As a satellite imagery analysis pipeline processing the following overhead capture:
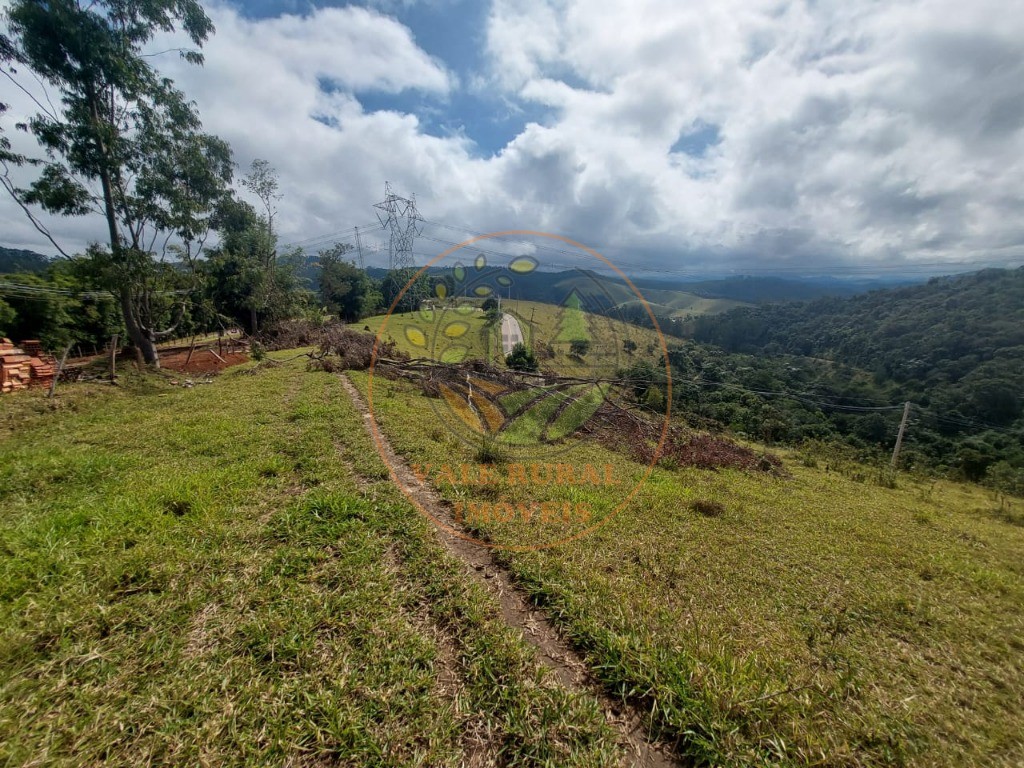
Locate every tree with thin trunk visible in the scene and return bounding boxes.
[0,0,232,366]
[238,160,282,335]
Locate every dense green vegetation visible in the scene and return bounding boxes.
[506,341,539,371]
[0,247,49,275]
[0,261,121,351]
[617,269,1023,492]
[690,269,1023,401]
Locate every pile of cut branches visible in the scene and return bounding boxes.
[309,326,408,372]
[261,319,329,350]
[583,401,786,475]
[346,354,788,475]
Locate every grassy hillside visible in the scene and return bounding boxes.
[0,360,623,766]
[360,299,669,378]
[505,300,666,377]
[360,305,496,363]
[409,266,750,323]
[356,371,1024,767]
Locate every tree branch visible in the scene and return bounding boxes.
[0,162,75,259]
[0,67,61,122]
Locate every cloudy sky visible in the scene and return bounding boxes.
[3,0,1024,277]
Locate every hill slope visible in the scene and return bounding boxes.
[0,247,50,274]
[370,265,750,326]
[691,268,1024,429]
[0,359,622,765]
[361,299,668,378]
[356,367,1024,767]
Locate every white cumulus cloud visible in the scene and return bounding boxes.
[2,0,1023,275]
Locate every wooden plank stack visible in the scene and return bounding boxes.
[1,338,57,393]
[1,338,30,393]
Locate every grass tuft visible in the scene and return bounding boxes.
[691,499,726,517]
[474,433,507,465]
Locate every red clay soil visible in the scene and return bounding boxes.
[159,348,248,374]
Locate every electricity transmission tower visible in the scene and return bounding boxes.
[374,182,423,271]
[354,226,365,270]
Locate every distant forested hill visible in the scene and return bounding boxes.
[669,275,915,303]
[691,268,1024,429]
[366,265,749,330]
[0,247,51,274]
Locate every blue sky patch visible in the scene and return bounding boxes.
[670,121,721,157]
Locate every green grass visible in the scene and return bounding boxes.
[618,289,748,318]
[360,305,498,363]
[506,300,666,378]
[500,386,583,445]
[357,372,1024,767]
[360,299,670,377]
[0,358,623,766]
[547,384,608,441]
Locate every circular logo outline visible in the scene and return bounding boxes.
[367,230,673,551]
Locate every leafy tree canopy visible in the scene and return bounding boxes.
[506,342,538,372]
[2,0,231,365]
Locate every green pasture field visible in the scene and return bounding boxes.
[0,358,622,767]
[356,371,1024,767]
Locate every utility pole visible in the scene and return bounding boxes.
[891,401,912,468]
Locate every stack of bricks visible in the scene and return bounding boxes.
[0,339,57,393]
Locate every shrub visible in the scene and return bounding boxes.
[474,434,506,465]
[569,339,590,357]
[505,342,539,372]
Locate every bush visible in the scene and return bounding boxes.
[987,461,1024,497]
[474,433,506,464]
[505,342,539,372]
[535,341,556,360]
[569,339,590,357]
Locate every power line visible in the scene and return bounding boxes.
[0,281,189,300]
[277,221,381,251]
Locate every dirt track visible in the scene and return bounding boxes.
[339,373,679,768]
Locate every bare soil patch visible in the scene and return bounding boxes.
[160,348,248,374]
